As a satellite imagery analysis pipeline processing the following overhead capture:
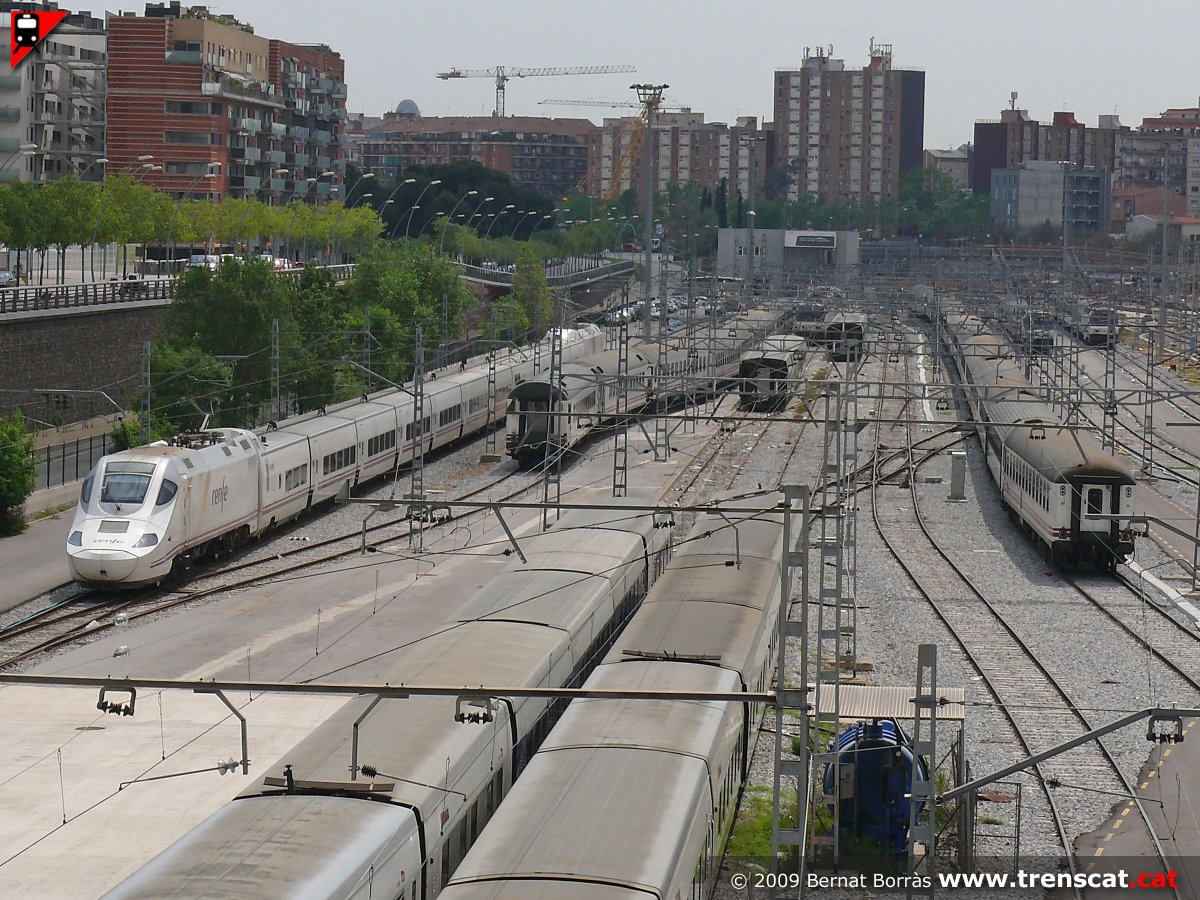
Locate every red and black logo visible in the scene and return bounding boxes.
[11,10,69,69]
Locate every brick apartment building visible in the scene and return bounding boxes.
[107,1,346,202]
[358,111,593,200]
[971,107,1122,196]
[588,110,767,206]
[770,41,925,204]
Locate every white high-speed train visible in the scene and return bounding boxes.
[104,502,672,899]
[68,328,605,587]
[505,307,789,468]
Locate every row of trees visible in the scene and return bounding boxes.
[0,174,387,284]
[136,239,557,438]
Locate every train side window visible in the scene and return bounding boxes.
[80,475,93,508]
[156,480,178,506]
[440,839,450,886]
[1087,488,1103,516]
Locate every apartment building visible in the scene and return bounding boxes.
[358,113,593,199]
[0,1,105,183]
[770,41,925,204]
[971,107,1123,195]
[990,160,1111,232]
[107,1,346,201]
[588,110,767,204]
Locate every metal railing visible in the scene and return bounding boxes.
[0,258,631,318]
[33,432,109,492]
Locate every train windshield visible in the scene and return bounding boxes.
[100,461,157,505]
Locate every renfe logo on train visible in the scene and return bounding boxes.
[10,9,69,69]
[211,479,229,510]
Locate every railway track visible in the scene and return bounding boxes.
[871,344,1177,895]
[1063,573,1200,696]
[0,466,537,669]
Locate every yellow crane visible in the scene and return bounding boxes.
[436,65,636,118]
[538,99,685,200]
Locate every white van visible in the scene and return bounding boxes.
[188,254,220,270]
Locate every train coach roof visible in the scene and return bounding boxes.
[105,795,414,900]
[543,662,739,759]
[441,883,650,899]
[454,569,623,629]
[1003,425,1136,483]
[446,747,709,897]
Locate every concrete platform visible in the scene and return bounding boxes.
[0,407,724,897]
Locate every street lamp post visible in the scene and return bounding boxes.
[88,155,154,281]
[237,167,289,257]
[168,161,222,272]
[397,178,441,240]
[510,209,537,239]
[439,190,478,254]
[485,203,516,240]
[378,176,415,237]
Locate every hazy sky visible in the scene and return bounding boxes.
[195,0,1200,149]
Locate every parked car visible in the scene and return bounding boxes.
[0,269,18,288]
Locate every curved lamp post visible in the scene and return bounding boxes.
[236,167,289,256]
[485,203,516,239]
[88,156,157,281]
[438,189,478,254]
[399,178,441,240]
[167,161,221,270]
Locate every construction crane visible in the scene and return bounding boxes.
[436,65,636,118]
[538,100,687,200]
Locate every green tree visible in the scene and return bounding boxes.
[0,410,35,535]
[512,244,552,332]
[715,178,728,229]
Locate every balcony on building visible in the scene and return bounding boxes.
[270,121,286,138]
[266,149,286,165]
[0,75,21,92]
[165,49,203,65]
[229,175,262,192]
[231,146,262,163]
[291,125,311,141]
[291,152,310,167]
[311,130,331,147]
[238,117,263,134]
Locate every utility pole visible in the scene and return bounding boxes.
[634,83,668,342]
[410,327,426,551]
[745,133,763,298]
[270,318,280,420]
[1160,138,1170,351]
[142,340,152,442]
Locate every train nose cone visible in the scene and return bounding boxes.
[68,549,139,583]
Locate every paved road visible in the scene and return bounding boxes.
[0,511,73,612]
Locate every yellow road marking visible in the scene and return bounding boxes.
[1113,819,1123,829]
[1164,748,1173,757]
[1122,808,1132,817]
[1096,848,1105,857]
[1105,833,1113,842]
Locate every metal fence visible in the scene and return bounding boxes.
[34,433,109,492]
